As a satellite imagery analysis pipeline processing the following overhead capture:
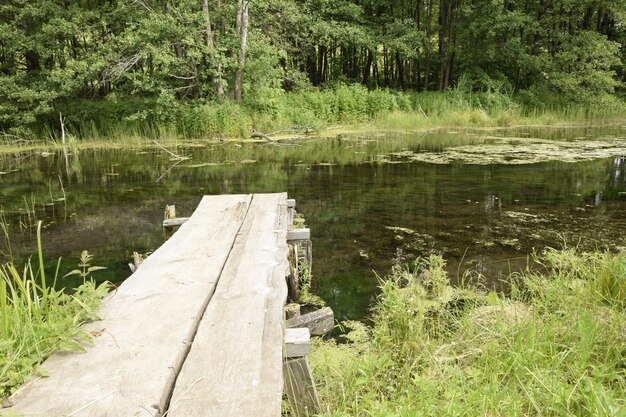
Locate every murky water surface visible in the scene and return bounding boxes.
[1,126,626,320]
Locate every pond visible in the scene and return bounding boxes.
[1,125,625,320]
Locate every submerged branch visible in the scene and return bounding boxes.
[155,158,185,182]
[251,127,315,142]
[152,140,190,161]
[251,132,273,141]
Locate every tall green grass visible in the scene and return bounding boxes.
[21,83,626,142]
[311,249,626,416]
[0,222,109,400]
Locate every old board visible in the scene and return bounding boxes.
[2,193,290,417]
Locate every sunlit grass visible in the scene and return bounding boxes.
[311,249,626,416]
[0,222,109,401]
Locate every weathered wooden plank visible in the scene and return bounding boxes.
[167,193,289,417]
[163,217,189,228]
[2,194,253,417]
[287,228,310,241]
[286,307,334,336]
[283,357,321,416]
[286,199,296,225]
[285,328,311,358]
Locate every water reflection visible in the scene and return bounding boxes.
[0,126,625,320]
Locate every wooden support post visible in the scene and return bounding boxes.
[284,328,320,416]
[287,228,310,241]
[287,237,312,270]
[286,307,334,336]
[164,205,176,219]
[285,328,310,357]
[163,205,177,239]
[287,244,301,302]
[287,199,296,226]
[285,303,301,320]
[298,239,313,269]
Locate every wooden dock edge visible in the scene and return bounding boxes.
[162,196,326,416]
[284,328,321,416]
[282,198,329,416]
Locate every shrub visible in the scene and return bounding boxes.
[179,101,253,138]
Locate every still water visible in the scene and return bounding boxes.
[1,126,625,320]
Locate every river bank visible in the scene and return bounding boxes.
[309,249,626,416]
[2,116,626,159]
[3,85,626,155]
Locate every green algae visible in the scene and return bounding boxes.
[379,136,626,165]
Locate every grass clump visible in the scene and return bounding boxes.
[0,223,109,401]
[311,250,626,416]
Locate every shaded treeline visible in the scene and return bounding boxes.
[0,0,624,134]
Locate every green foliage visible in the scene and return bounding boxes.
[64,250,107,283]
[179,100,252,138]
[177,85,415,138]
[311,249,626,416]
[242,32,287,116]
[517,32,624,109]
[0,223,109,400]
[1,0,624,137]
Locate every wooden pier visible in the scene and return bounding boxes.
[2,193,324,417]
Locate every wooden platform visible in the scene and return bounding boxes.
[2,193,291,417]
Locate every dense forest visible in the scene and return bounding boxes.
[1,0,625,136]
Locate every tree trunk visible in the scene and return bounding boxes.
[363,48,373,87]
[235,0,243,39]
[351,46,359,79]
[423,0,433,91]
[233,0,249,101]
[383,45,389,87]
[415,0,421,90]
[388,48,394,87]
[396,50,404,89]
[202,0,224,98]
[317,45,325,84]
[582,6,593,30]
[444,0,456,89]
[373,61,379,87]
[438,0,447,91]
[331,39,336,80]
[307,47,318,85]
[202,0,214,48]
[322,46,329,82]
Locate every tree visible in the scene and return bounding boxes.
[0,0,625,135]
[234,0,249,101]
